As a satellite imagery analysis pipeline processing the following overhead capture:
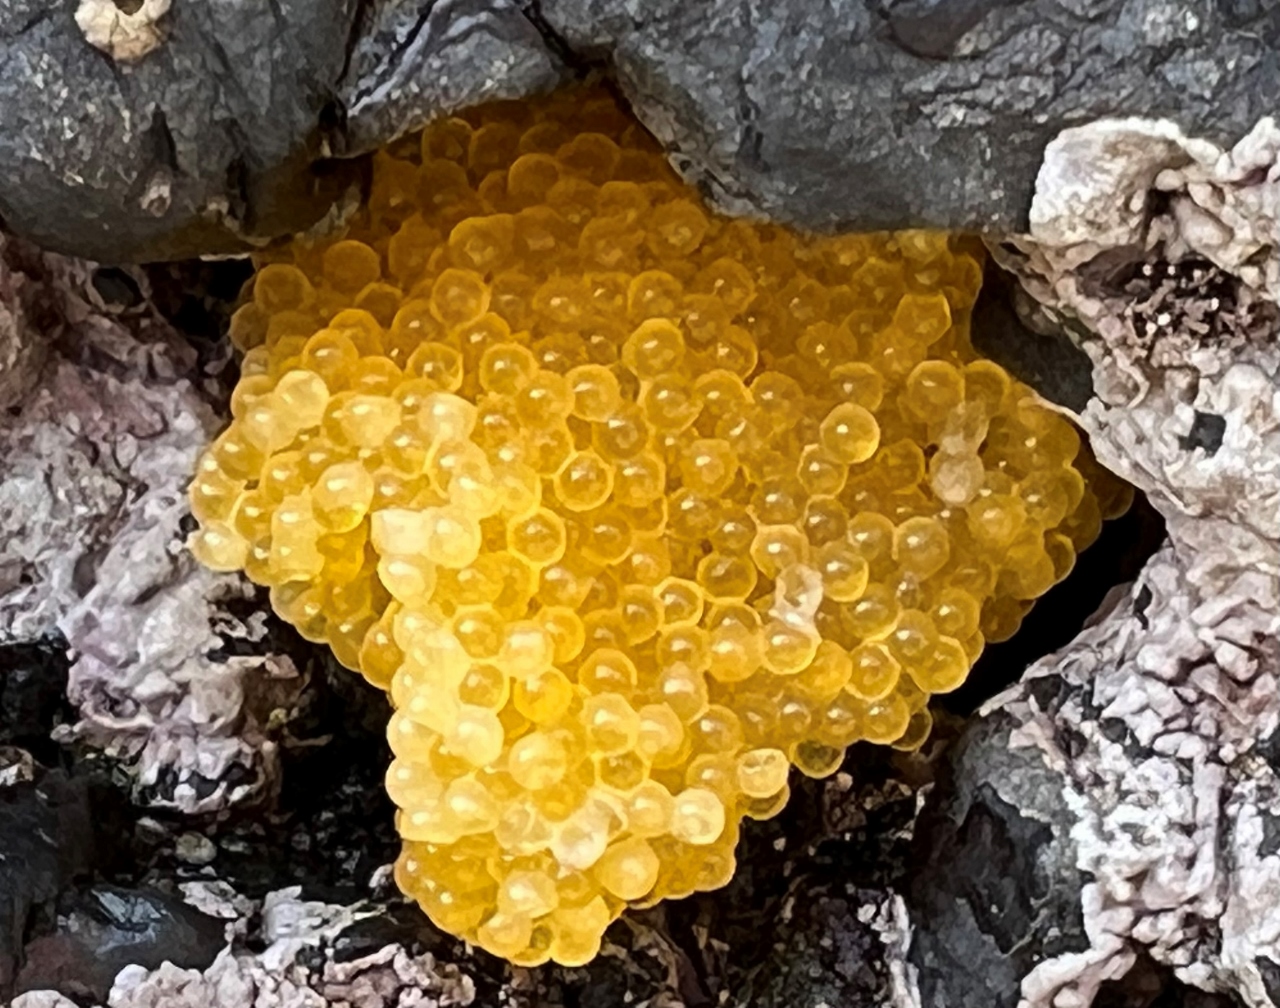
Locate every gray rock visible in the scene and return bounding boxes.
[337,0,566,156]
[15,886,226,1004]
[100,886,478,1008]
[0,767,93,1001]
[0,0,359,262]
[4,0,1278,262]
[907,712,1091,1008]
[0,240,50,410]
[535,0,1280,234]
[0,0,564,263]
[969,258,1096,413]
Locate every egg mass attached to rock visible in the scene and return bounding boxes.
[188,86,1127,966]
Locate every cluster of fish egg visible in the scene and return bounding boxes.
[188,87,1130,967]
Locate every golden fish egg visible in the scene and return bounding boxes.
[188,84,1121,967]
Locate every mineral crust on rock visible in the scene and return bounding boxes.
[11,886,477,1008]
[74,0,172,63]
[0,238,295,812]
[907,115,1280,1008]
[2,5,1278,1004]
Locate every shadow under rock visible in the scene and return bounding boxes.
[0,635,76,766]
[1094,951,1245,1008]
[191,637,401,906]
[943,488,1166,717]
[526,742,923,1008]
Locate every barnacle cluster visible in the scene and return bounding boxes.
[188,87,1130,966]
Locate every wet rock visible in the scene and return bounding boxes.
[99,887,478,1008]
[0,0,565,263]
[0,238,52,410]
[15,885,226,1003]
[0,0,359,262]
[337,0,567,156]
[536,0,1280,234]
[585,747,925,1008]
[196,649,399,901]
[0,768,93,1001]
[80,733,928,1008]
[907,713,1092,1008]
[741,887,895,1008]
[4,0,1278,262]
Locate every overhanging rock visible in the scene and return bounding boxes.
[1,0,1278,262]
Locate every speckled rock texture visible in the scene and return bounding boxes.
[9,886,476,1008]
[0,0,565,262]
[536,0,1280,236]
[2,0,1278,262]
[339,0,566,156]
[0,237,297,813]
[905,116,1280,1007]
[0,767,94,999]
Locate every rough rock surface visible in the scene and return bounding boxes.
[3,0,1279,262]
[9,753,927,1008]
[9,886,477,1008]
[0,238,296,812]
[0,621,934,1007]
[537,0,1280,235]
[906,117,1280,1007]
[2,8,1277,1007]
[338,0,566,157]
[0,767,94,999]
[15,885,227,1003]
[0,1,356,262]
[0,0,565,263]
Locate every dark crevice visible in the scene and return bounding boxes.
[374,1,437,85]
[91,267,144,310]
[1134,582,1153,628]
[337,0,378,85]
[335,0,438,115]
[944,487,1166,717]
[1179,411,1227,455]
[317,96,349,154]
[971,255,1095,413]
[224,152,252,230]
[146,108,179,174]
[0,635,75,766]
[183,644,399,902]
[1257,955,1280,1003]
[519,0,599,75]
[1,8,52,40]
[1095,951,1244,1007]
